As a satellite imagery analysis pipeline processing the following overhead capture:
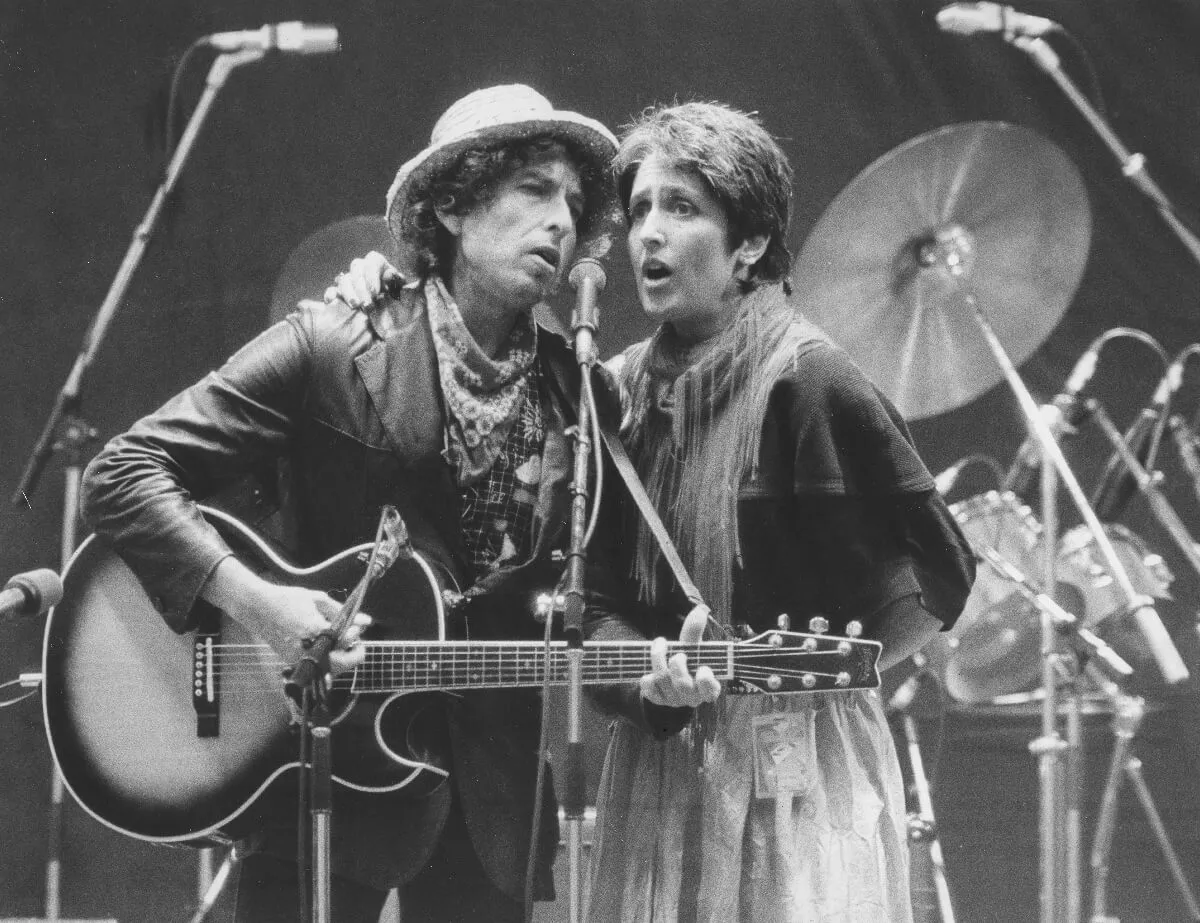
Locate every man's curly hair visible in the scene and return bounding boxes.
[399,136,615,276]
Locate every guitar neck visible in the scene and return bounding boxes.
[347,640,723,692]
[342,636,877,694]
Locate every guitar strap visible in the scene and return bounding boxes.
[595,414,707,612]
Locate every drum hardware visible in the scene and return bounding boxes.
[1082,667,1200,923]
[943,490,1046,705]
[888,654,958,923]
[1087,397,1200,593]
[972,545,1133,681]
[1001,327,1170,500]
[794,119,1189,923]
[794,122,1090,423]
[1168,412,1200,509]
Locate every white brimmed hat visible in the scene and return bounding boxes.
[384,84,618,243]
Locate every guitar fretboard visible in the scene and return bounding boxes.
[332,638,874,694]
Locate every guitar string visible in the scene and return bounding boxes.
[180,644,871,690]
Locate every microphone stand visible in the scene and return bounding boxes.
[283,506,405,923]
[8,47,265,923]
[1083,664,1200,923]
[1007,35,1200,270]
[559,268,603,923]
[12,47,266,510]
[918,234,1186,923]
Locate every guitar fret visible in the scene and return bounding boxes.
[345,636,877,696]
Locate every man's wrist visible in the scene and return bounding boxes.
[201,556,271,625]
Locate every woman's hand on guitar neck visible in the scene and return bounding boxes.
[639,605,722,708]
[202,556,370,677]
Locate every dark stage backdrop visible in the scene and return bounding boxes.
[3,1,1200,920]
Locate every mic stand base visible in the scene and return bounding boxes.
[187,844,247,923]
[1087,683,1200,922]
[893,695,956,923]
[307,695,334,923]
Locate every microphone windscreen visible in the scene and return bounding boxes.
[6,568,64,613]
[568,258,607,293]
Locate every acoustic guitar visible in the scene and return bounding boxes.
[41,506,881,845]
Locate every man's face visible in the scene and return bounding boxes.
[442,148,585,318]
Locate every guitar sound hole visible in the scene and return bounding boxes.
[378,695,450,771]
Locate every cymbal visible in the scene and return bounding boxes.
[269,215,401,325]
[792,121,1092,421]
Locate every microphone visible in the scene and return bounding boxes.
[936,2,1062,38]
[204,22,340,55]
[1168,415,1200,507]
[568,257,607,367]
[1002,341,1102,495]
[1090,358,1185,522]
[0,569,63,621]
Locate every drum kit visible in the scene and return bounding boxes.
[793,119,1189,709]
[793,120,1200,923]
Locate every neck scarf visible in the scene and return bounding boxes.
[425,277,538,485]
[619,285,800,627]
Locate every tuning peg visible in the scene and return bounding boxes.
[776,613,791,631]
[808,616,830,634]
[845,620,863,638]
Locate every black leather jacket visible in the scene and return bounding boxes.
[80,288,643,894]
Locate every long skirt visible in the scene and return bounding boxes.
[585,690,912,923]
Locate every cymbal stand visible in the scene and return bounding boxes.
[888,657,956,923]
[1083,665,1200,923]
[973,535,1138,922]
[920,238,1185,923]
[8,47,264,923]
[1006,35,1200,270]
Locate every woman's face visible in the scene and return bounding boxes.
[626,153,754,342]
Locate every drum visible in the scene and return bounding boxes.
[939,490,1046,705]
[1054,521,1174,672]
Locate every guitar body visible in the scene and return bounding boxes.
[43,507,883,847]
[42,507,454,845]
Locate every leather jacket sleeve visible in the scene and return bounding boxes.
[80,313,313,632]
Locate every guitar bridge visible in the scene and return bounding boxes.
[193,603,221,738]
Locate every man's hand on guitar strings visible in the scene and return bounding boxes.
[203,559,372,677]
[639,605,722,708]
[256,584,373,678]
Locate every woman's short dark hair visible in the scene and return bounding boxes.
[613,102,794,292]
[399,136,614,275]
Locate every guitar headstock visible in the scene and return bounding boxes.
[729,618,881,694]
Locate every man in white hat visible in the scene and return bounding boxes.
[80,84,644,923]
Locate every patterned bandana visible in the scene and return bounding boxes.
[425,276,539,485]
[460,362,545,574]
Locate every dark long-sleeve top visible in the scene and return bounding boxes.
[585,324,977,733]
[78,289,645,893]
